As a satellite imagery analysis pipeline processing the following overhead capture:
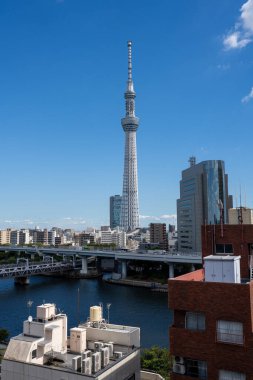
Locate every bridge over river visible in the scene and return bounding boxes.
[0,246,202,281]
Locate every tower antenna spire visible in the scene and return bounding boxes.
[121,41,140,231]
[128,41,132,82]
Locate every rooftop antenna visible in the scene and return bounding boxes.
[99,302,103,318]
[218,200,224,238]
[188,156,196,167]
[238,185,243,224]
[27,300,33,317]
[77,288,80,325]
[106,303,112,324]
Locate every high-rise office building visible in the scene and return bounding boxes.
[177,158,232,252]
[120,41,140,232]
[110,195,122,229]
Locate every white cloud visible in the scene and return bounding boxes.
[217,63,230,71]
[139,214,177,225]
[160,214,177,220]
[242,86,253,102]
[223,0,253,50]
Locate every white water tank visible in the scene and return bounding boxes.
[36,304,56,320]
[90,306,102,322]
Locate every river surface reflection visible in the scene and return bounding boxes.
[0,276,172,348]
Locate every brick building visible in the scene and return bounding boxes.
[201,224,253,280]
[149,223,168,251]
[169,254,253,379]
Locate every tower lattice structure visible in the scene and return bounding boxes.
[120,41,140,232]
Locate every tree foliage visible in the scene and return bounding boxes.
[0,328,9,342]
[141,346,172,380]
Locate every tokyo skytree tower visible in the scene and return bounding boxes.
[120,41,140,231]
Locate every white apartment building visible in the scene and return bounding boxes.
[19,229,30,245]
[112,228,126,249]
[2,303,140,380]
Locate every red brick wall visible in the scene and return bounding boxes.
[201,224,253,279]
[168,277,253,379]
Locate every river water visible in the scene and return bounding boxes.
[0,276,172,348]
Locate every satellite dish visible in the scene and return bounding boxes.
[28,316,33,323]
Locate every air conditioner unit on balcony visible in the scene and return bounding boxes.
[173,363,186,375]
[175,356,185,364]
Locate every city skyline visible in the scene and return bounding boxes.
[1,0,253,229]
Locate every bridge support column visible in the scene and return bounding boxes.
[80,257,88,275]
[14,276,30,285]
[169,263,174,279]
[121,260,127,279]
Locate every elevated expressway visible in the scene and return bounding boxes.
[0,246,202,280]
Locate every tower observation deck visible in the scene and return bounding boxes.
[120,41,140,232]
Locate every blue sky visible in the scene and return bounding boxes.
[1,0,253,230]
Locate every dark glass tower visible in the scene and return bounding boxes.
[177,159,232,252]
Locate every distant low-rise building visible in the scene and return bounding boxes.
[10,230,19,245]
[0,229,11,244]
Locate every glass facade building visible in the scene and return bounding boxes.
[177,159,232,253]
[110,195,122,229]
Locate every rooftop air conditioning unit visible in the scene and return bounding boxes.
[82,350,91,360]
[94,341,104,352]
[104,343,114,357]
[92,352,101,373]
[82,357,92,375]
[175,356,184,364]
[114,351,123,359]
[101,347,110,368]
[72,355,82,371]
[173,363,186,375]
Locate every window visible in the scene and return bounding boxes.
[216,244,233,254]
[186,312,205,331]
[219,370,246,380]
[186,359,207,379]
[217,320,243,345]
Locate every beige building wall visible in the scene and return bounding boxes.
[228,207,253,224]
[0,229,11,244]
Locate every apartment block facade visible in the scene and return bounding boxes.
[169,255,253,379]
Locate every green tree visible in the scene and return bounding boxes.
[141,346,172,380]
[0,328,9,342]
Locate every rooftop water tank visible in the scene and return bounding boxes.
[90,306,102,322]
